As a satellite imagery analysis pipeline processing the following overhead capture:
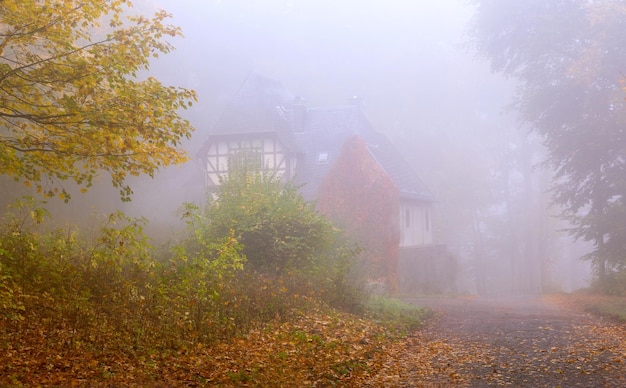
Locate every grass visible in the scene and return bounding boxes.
[365,295,431,333]
[554,291,626,323]
[581,296,626,322]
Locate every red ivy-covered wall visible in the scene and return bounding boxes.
[316,135,400,292]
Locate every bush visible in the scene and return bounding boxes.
[0,198,163,345]
[591,270,626,296]
[0,181,368,352]
[311,236,367,313]
[365,295,430,333]
[181,165,368,313]
[166,212,246,341]
[200,166,336,275]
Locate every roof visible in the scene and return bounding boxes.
[364,130,434,201]
[211,71,295,135]
[201,72,298,153]
[293,106,433,202]
[199,73,433,202]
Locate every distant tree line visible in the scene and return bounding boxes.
[470,0,626,292]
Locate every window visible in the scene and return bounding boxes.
[228,147,262,170]
[318,152,328,164]
[405,208,411,228]
[425,210,430,232]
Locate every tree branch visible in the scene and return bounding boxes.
[0,110,77,123]
[2,140,143,158]
[0,36,114,84]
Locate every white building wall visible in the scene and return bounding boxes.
[399,202,432,247]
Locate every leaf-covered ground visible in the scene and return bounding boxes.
[1,306,411,386]
[377,295,626,387]
[3,295,626,386]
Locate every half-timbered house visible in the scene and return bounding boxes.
[198,73,451,293]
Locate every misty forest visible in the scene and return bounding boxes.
[2,0,626,386]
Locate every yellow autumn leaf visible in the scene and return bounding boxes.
[0,0,197,202]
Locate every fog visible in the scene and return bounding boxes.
[142,0,591,295]
[4,0,592,294]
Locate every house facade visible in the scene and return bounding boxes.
[198,73,444,292]
[203,133,297,188]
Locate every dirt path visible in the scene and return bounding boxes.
[366,296,626,387]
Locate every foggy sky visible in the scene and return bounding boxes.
[142,0,513,150]
[132,0,517,240]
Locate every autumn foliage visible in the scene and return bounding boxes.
[0,1,197,201]
[0,171,422,385]
[5,191,626,385]
[317,135,400,292]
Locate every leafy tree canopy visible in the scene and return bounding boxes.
[469,0,626,278]
[0,0,197,201]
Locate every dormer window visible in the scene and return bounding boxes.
[318,152,329,164]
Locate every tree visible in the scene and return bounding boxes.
[469,0,626,284]
[0,0,197,201]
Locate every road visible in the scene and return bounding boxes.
[367,296,626,387]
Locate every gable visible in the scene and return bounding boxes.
[203,132,296,188]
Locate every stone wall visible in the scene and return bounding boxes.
[397,245,457,294]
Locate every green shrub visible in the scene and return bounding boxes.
[177,164,369,314]
[0,263,24,321]
[311,236,366,313]
[0,198,163,347]
[365,295,430,333]
[202,166,335,275]
[0,184,370,352]
[166,213,246,341]
[0,196,50,294]
[591,270,626,296]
